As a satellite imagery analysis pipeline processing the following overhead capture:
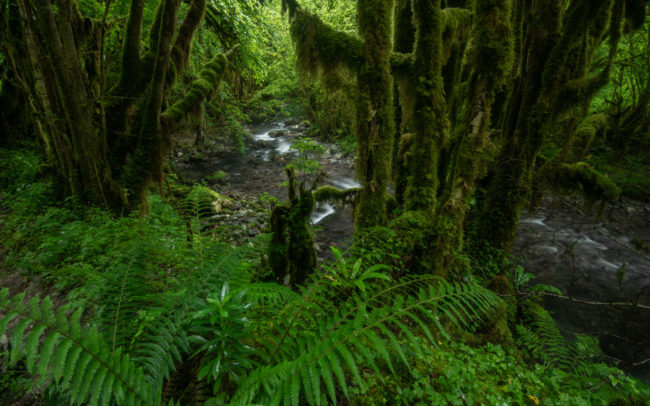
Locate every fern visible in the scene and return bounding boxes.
[229,277,500,405]
[0,288,158,406]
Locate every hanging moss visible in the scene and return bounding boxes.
[290,10,363,78]
[440,7,473,62]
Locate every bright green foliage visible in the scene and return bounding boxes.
[348,339,650,405]
[190,283,256,392]
[229,275,500,405]
[287,136,326,180]
[0,289,157,406]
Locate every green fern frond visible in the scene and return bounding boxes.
[229,278,499,405]
[0,288,158,406]
[517,301,571,368]
[129,236,269,389]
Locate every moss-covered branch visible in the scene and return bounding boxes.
[555,162,621,201]
[312,185,361,204]
[161,52,229,129]
[290,10,364,77]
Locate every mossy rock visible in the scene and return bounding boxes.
[183,185,232,215]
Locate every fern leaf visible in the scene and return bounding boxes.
[307,362,321,406]
[377,323,410,370]
[9,318,31,366]
[337,344,365,391]
[326,350,348,397]
[365,329,395,374]
[24,323,47,372]
[36,331,60,378]
[317,356,337,404]
[52,338,74,382]
[0,289,156,406]
[289,369,300,406]
[88,366,109,406]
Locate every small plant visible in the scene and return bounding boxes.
[325,247,392,293]
[285,137,326,185]
[206,170,228,183]
[190,283,256,393]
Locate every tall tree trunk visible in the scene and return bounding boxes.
[354,0,395,228]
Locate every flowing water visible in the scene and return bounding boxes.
[177,121,650,379]
[515,198,650,379]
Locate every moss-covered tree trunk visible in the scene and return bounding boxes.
[286,0,394,229]
[268,168,317,287]
[430,0,513,276]
[403,0,448,213]
[4,0,230,213]
[354,0,395,227]
[476,0,624,252]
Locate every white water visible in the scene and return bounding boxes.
[576,236,608,250]
[276,138,292,154]
[311,203,336,224]
[331,177,361,189]
[520,217,550,228]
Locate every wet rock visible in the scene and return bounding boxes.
[269,130,287,138]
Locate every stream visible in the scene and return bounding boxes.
[176,120,650,380]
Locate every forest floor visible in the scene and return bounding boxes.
[169,120,650,380]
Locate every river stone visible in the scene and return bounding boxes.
[211,196,233,213]
[269,130,286,138]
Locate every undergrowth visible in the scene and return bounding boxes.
[1,147,649,405]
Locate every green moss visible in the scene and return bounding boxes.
[389,52,414,78]
[161,54,228,127]
[290,10,363,78]
[440,7,473,62]
[571,113,608,157]
[556,162,621,201]
[394,133,414,204]
[353,0,395,229]
[312,185,360,204]
[404,0,449,212]
[268,168,317,287]
[470,0,512,89]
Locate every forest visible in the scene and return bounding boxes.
[0,0,649,404]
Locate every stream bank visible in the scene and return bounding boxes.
[174,120,650,380]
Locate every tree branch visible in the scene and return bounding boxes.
[170,0,207,75]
